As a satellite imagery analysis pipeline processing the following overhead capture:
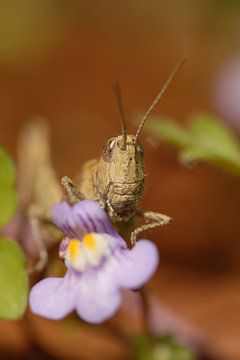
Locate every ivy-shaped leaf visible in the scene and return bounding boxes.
[0,237,28,319]
[144,116,191,148]
[134,334,196,360]
[144,113,240,176]
[0,145,17,227]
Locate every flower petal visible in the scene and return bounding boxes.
[52,200,121,240]
[72,200,121,237]
[114,240,159,289]
[76,272,121,324]
[59,237,70,258]
[52,201,81,238]
[29,271,77,320]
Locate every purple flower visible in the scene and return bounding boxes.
[212,54,240,128]
[29,200,159,324]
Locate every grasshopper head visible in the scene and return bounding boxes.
[100,134,144,183]
[97,134,145,220]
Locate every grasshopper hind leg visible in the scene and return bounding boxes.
[29,218,48,273]
[28,205,63,273]
[130,209,173,246]
[28,206,49,273]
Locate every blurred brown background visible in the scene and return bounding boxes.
[0,1,240,359]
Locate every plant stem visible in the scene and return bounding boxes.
[139,286,153,336]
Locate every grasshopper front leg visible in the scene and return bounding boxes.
[130,209,173,246]
[61,176,85,203]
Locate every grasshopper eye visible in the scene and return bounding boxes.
[102,138,116,162]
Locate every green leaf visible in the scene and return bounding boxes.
[134,334,197,360]
[189,114,240,164]
[0,146,15,186]
[144,116,191,148]
[144,113,240,176]
[0,146,17,227]
[0,237,28,320]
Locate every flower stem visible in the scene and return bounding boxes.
[139,286,153,336]
[106,321,133,347]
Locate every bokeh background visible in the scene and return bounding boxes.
[0,0,240,359]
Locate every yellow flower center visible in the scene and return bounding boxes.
[68,239,80,260]
[83,233,97,251]
[64,233,115,272]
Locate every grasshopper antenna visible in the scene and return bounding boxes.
[112,80,127,150]
[135,55,189,142]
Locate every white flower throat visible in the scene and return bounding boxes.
[63,233,116,272]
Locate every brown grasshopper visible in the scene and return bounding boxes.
[61,56,187,243]
[18,57,187,271]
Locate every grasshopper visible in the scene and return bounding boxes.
[18,57,187,271]
[62,56,187,244]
